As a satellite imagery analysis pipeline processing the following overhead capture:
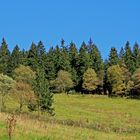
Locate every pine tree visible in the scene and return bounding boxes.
[60,40,71,71]
[53,43,71,73]
[119,47,125,65]
[77,42,92,80]
[46,47,56,80]
[27,42,38,71]
[0,38,10,75]
[76,42,92,90]
[7,45,21,76]
[69,42,79,86]
[35,68,54,115]
[20,49,28,66]
[108,47,119,66]
[87,38,104,73]
[124,41,135,73]
[133,42,140,70]
[37,41,47,69]
[87,38,104,88]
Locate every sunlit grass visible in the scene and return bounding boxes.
[0,94,140,139]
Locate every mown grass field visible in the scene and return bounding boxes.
[0,94,140,140]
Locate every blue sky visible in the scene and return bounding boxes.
[0,0,140,59]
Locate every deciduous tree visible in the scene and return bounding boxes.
[0,74,15,111]
[107,65,126,96]
[82,68,98,93]
[51,70,74,93]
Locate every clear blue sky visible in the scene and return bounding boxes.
[0,0,140,59]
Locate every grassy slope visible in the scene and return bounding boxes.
[0,94,140,140]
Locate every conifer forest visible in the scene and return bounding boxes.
[0,38,140,140]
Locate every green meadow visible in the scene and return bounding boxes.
[0,94,140,140]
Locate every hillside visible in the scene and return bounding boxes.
[0,94,140,140]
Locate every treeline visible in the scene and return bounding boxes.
[0,38,140,99]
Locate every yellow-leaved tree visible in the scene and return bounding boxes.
[82,68,99,93]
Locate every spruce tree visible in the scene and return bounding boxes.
[27,42,38,71]
[0,38,10,75]
[76,42,92,90]
[37,41,47,69]
[69,42,79,86]
[108,47,119,66]
[46,47,56,80]
[53,43,71,73]
[77,42,92,79]
[87,38,104,73]
[124,41,135,73]
[87,38,104,89]
[20,49,28,66]
[133,42,140,70]
[7,45,21,76]
[60,42,71,72]
[35,68,54,115]
[119,47,125,65]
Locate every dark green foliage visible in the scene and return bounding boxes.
[7,45,22,76]
[27,42,38,71]
[20,49,28,66]
[45,47,56,81]
[119,47,125,65]
[53,43,71,74]
[124,41,135,73]
[87,38,104,89]
[133,42,140,70]
[77,42,92,80]
[35,68,54,115]
[0,38,10,75]
[60,42,71,72]
[1,38,140,98]
[87,38,104,73]
[37,41,47,69]
[69,42,79,85]
[108,47,119,66]
[76,42,92,90]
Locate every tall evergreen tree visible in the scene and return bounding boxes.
[35,68,54,115]
[53,43,71,73]
[108,47,119,66]
[46,47,56,80]
[87,38,104,89]
[124,41,135,73]
[27,42,38,71]
[37,41,47,69]
[77,42,92,78]
[0,38,10,75]
[76,42,92,91]
[133,42,140,70]
[119,47,125,65]
[20,49,28,66]
[60,40,71,71]
[87,38,104,73]
[69,42,79,86]
[7,45,21,76]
